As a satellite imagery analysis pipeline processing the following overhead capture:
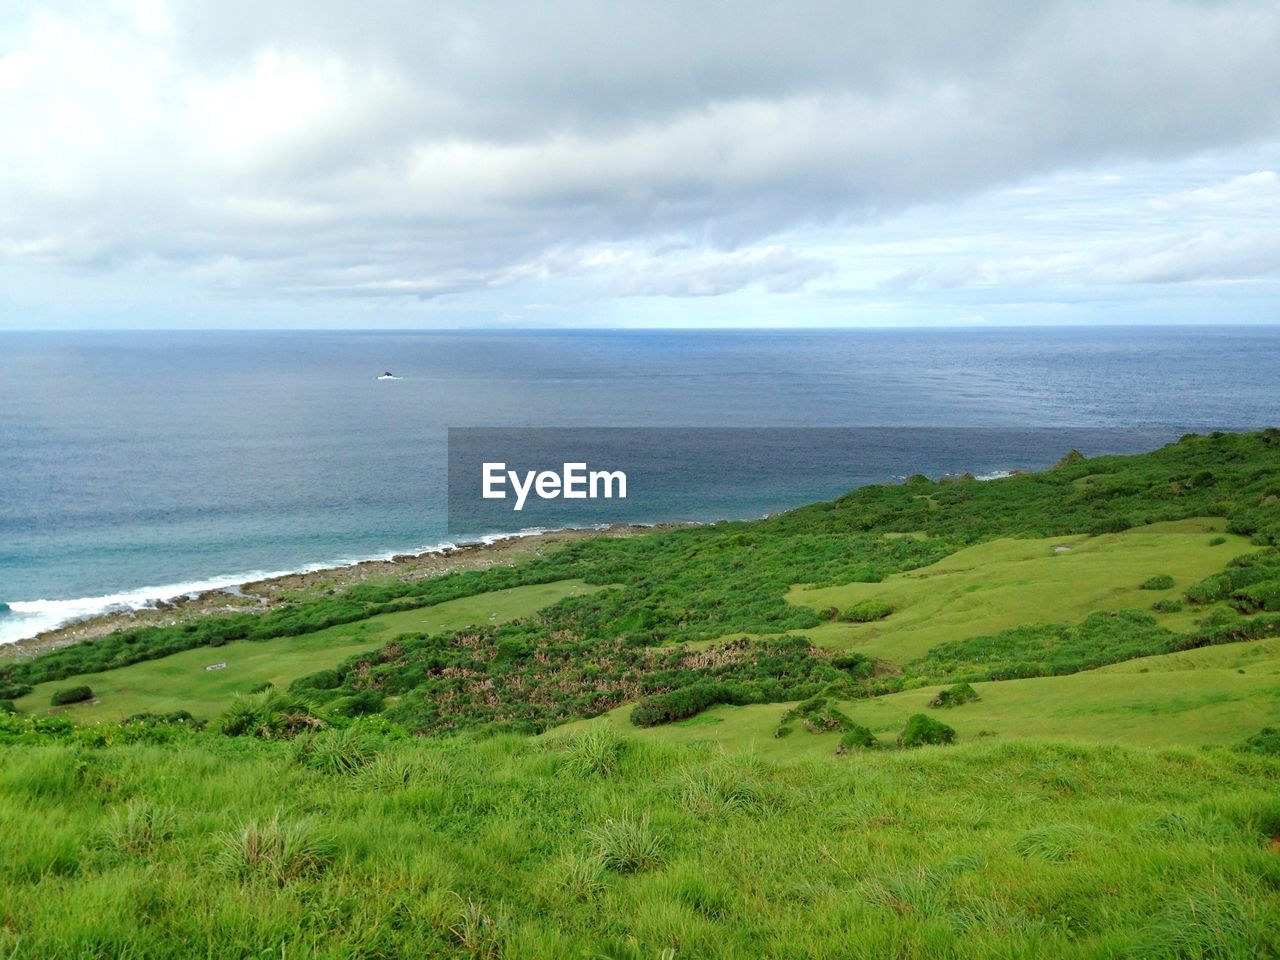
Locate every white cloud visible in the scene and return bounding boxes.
[0,1,1278,321]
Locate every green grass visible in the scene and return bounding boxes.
[557,638,1280,759]
[1,728,1277,958]
[13,580,599,722]
[789,518,1255,662]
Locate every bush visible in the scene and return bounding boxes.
[1235,726,1280,756]
[929,682,980,708]
[831,653,874,678]
[779,694,854,734]
[1141,574,1175,591]
[51,685,93,706]
[1152,598,1184,613]
[898,713,956,748]
[1088,515,1134,536]
[630,681,732,727]
[217,690,326,739]
[0,683,31,700]
[835,724,881,754]
[1209,536,1227,546]
[0,699,14,714]
[289,669,341,693]
[328,690,385,717]
[841,599,894,623]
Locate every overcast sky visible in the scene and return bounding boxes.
[1,0,1278,329]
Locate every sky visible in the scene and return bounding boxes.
[0,0,1278,329]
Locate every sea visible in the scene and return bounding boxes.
[1,326,1277,644]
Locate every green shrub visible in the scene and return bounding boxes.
[898,713,956,748]
[327,690,385,717]
[836,724,881,754]
[630,681,732,727]
[289,669,340,693]
[831,653,874,677]
[841,599,894,623]
[929,682,980,708]
[50,685,93,706]
[0,683,31,700]
[0,699,15,714]
[1235,726,1280,756]
[1209,536,1227,546]
[1141,574,1175,590]
[1152,598,1184,613]
[1089,515,1134,536]
[779,694,855,734]
[217,690,325,739]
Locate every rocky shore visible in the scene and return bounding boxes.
[0,523,684,661]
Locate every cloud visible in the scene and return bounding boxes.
[613,246,837,297]
[1,1,1279,309]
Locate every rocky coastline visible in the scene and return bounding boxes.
[0,523,686,660]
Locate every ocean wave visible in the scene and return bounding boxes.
[0,524,600,646]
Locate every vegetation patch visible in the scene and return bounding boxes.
[840,598,895,622]
[1141,574,1175,590]
[1235,726,1280,756]
[929,682,981,708]
[50,685,93,706]
[898,713,956,747]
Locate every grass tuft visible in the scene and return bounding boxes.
[561,727,624,778]
[1013,823,1092,862]
[98,800,177,857]
[215,811,335,885]
[588,813,666,874]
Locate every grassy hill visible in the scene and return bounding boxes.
[3,430,1280,957]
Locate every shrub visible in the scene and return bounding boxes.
[630,681,732,727]
[0,683,31,700]
[1152,598,1184,613]
[779,694,854,734]
[831,653,874,678]
[289,669,341,693]
[1089,515,1134,536]
[1141,574,1175,591]
[929,682,980,708]
[841,599,894,623]
[50,685,93,706]
[835,724,881,754]
[1209,536,1227,546]
[1235,726,1280,756]
[0,699,14,714]
[328,690,385,717]
[217,690,325,739]
[898,713,956,748]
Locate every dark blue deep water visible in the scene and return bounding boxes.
[1,327,1277,642]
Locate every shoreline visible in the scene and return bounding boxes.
[0,522,691,661]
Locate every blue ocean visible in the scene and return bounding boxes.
[1,326,1277,644]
